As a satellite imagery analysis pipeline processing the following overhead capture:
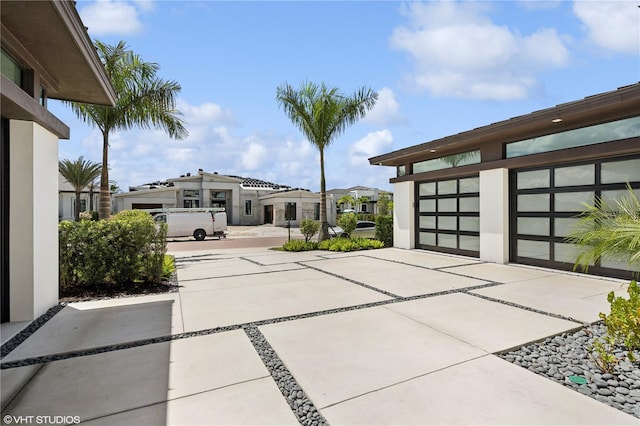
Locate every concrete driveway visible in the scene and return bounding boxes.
[1,246,637,425]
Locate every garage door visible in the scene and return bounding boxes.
[511,155,640,279]
[416,175,480,257]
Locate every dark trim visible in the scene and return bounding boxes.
[389,137,640,184]
[370,83,640,167]
[1,117,10,323]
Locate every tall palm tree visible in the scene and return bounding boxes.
[68,41,188,219]
[59,156,101,221]
[276,81,377,241]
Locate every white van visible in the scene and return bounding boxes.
[153,211,227,241]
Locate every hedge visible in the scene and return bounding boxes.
[59,210,167,289]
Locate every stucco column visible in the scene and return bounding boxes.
[392,181,415,249]
[479,168,509,263]
[9,120,59,321]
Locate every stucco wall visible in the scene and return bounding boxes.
[392,181,415,249]
[10,120,59,321]
[479,169,509,263]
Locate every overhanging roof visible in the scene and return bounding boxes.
[1,0,116,106]
[370,83,640,167]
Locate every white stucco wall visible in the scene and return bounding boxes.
[479,168,509,263]
[392,181,415,249]
[10,120,59,321]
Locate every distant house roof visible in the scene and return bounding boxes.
[128,171,292,193]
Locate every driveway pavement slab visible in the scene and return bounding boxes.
[1,364,41,411]
[180,270,391,331]
[321,355,638,425]
[384,293,581,352]
[446,262,557,283]
[3,294,182,361]
[81,377,299,426]
[363,248,481,268]
[472,275,628,323]
[241,251,328,265]
[259,306,486,409]
[348,267,488,297]
[176,258,267,281]
[178,268,311,293]
[2,331,273,423]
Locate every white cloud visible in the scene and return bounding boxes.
[241,143,268,170]
[390,2,570,100]
[363,87,407,126]
[79,0,146,36]
[573,1,640,54]
[349,130,394,167]
[177,100,234,126]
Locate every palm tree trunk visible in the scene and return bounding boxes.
[318,148,329,241]
[99,130,111,220]
[74,191,81,221]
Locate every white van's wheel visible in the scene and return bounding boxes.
[194,229,206,241]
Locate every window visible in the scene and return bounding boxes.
[398,165,406,177]
[183,200,199,208]
[73,199,87,216]
[416,175,480,256]
[506,116,640,158]
[183,189,200,208]
[314,203,320,220]
[212,191,226,199]
[183,189,199,198]
[1,49,23,87]
[413,150,480,174]
[244,200,252,216]
[285,202,296,221]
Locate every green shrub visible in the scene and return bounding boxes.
[318,237,384,252]
[600,280,640,361]
[59,210,167,289]
[163,255,176,280]
[300,218,320,242]
[338,213,357,237]
[283,239,319,252]
[375,215,393,247]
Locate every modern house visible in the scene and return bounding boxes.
[113,170,337,226]
[370,83,640,280]
[327,186,393,215]
[1,1,116,322]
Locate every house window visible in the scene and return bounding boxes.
[314,203,320,220]
[285,202,296,221]
[1,49,23,87]
[413,150,481,174]
[506,116,640,158]
[73,199,87,216]
[245,200,252,216]
[183,189,200,208]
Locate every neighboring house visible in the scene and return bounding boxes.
[113,170,336,226]
[58,173,100,222]
[1,1,116,322]
[370,83,640,280]
[259,188,336,227]
[328,186,393,214]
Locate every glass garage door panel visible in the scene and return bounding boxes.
[512,155,640,279]
[416,175,479,257]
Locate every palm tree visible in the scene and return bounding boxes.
[68,41,187,219]
[338,194,355,212]
[567,186,640,274]
[59,156,101,221]
[276,81,377,241]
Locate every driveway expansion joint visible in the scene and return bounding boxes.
[244,325,328,426]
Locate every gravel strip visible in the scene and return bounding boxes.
[499,323,640,419]
[1,304,65,360]
[244,325,328,426]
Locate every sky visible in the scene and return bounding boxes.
[52,0,640,193]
